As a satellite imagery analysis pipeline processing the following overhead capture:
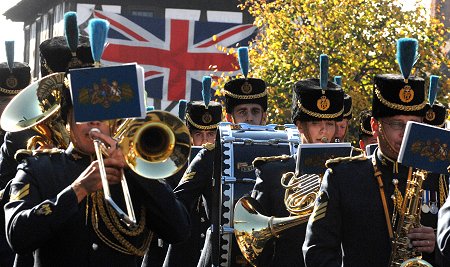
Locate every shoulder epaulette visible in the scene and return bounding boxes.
[202,143,215,151]
[253,154,291,168]
[325,148,366,169]
[14,148,64,161]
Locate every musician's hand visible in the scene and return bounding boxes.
[89,130,128,169]
[71,159,123,203]
[408,226,436,253]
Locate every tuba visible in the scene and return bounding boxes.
[0,72,70,151]
[389,169,433,267]
[90,110,191,227]
[233,172,321,266]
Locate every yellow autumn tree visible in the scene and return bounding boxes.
[218,0,449,143]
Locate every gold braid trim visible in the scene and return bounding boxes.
[440,174,449,208]
[324,148,366,168]
[91,192,152,256]
[223,89,267,100]
[374,88,427,111]
[252,155,291,166]
[297,100,344,119]
[185,114,219,130]
[360,124,373,135]
[105,196,146,236]
[0,87,21,95]
[343,106,353,118]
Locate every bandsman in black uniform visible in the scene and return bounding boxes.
[303,38,446,266]
[0,20,94,189]
[0,40,32,267]
[250,54,344,267]
[358,109,377,151]
[332,76,352,143]
[419,76,450,266]
[4,17,191,267]
[185,80,223,146]
[4,109,191,266]
[438,195,450,260]
[0,41,31,147]
[0,41,32,187]
[162,77,223,267]
[165,47,268,267]
[0,13,95,266]
[430,75,450,262]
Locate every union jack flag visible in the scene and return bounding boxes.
[92,10,257,102]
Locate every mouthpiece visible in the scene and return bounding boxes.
[89,128,101,140]
[321,136,329,143]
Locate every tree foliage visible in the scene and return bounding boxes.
[219,0,450,143]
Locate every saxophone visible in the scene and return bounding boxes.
[389,169,432,267]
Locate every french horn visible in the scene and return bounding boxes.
[233,172,321,266]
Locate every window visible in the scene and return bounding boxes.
[131,10,154,18]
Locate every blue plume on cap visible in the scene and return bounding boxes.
[64,12,79,53]
[396,38,419,81]
[202,76,212,108]
[88,19,110,63]
[146,106,155,112]
[319,54,329,89]
[178,100,187,120]
[5,41,14,72]
[333,76,342,87]
[238,47,249,78]
[428,75,440,106]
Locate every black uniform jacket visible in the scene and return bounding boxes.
[303,148,444,267]
[4,145,190,267]
[164,147,214,267]
[437,188,450,260]
[0,130,37,267]
[251,155,306,267]
[0,130,36,188]
[142,165,186,267]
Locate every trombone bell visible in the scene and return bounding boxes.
[118,111,191,179]
[136,122,175,162]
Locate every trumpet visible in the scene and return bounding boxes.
[90,110,191,227]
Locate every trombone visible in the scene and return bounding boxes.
[89,110,191,228]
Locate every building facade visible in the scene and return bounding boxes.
[4,0,252,79]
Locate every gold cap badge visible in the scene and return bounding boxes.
[6,75,18,89]
[399,85,414,103]
[425,109,436,121]
[202,112,213,124]
[241,81,253,94]
[317,95,331,111]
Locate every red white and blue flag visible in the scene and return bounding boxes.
[93,10,257,102]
